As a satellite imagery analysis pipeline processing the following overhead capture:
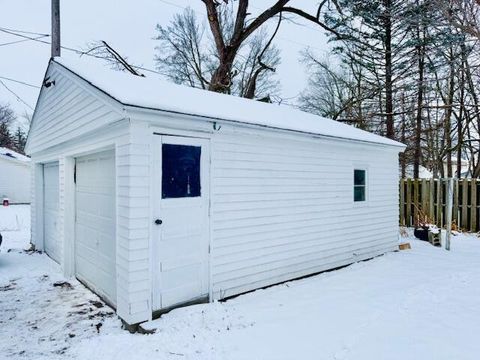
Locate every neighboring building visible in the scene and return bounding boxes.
[26,57,405,326]
[403,165,433,179]
[0,147,31,203]
[403,159,471,179]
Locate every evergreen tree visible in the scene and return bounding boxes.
[13,127,27,154]
[0,103,16,149]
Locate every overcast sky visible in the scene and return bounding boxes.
[0,0,331,130]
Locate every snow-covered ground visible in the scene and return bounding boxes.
[1,205,480,360]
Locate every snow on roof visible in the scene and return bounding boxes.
[53,57,404,148]
[0,147,30,163]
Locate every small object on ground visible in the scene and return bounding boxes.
[414,226,429,241]
[53,281,73,290]
[89,300,104,309]
[399,243,411,250]
[138,321,157,334]
[2,198,9,206]
[95,322,102,333]
[0,232,2,248]
[428,230,442,247]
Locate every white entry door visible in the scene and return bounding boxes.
[152,135,210,311]
[75,150,116,306]
[44,162,60,263]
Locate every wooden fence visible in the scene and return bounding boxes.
[400,178,480,232]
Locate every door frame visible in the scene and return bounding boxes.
[151,133,212,311]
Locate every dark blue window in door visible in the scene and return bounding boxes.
[162,144,201,199]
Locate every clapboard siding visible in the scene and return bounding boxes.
[114,122,151,324]
[210,131,399,299]
[26,65,123,155]
[0,158,31,203]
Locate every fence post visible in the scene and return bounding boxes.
[462,178,468,229]
[413,180,419,225]
[445,178,453,251]
[429,178,435,223]
[436,179,442,227]
[399,179,405,226]
[453,179,459,229]
[406,179,412,226]
[471,180,477,232]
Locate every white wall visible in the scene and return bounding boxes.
[209,127,399,299]
[0,157,31,203]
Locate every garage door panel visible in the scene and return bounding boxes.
[43,162,60,263]
[75,150,116,307]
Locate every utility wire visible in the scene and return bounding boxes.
[0,26,49,36]
[0,75,40,89]
[0,27,166,77]
[0,35,49,47]
[0,79,34,110]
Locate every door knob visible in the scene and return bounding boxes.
[154,219,163,225]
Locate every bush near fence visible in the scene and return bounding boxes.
[400,178,480,232]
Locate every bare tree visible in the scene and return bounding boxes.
[440,0,480,40]
[83,41,144,76]
[200,0,342,94]
[155,6,281,99]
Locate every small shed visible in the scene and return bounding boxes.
[0,147,31,204]
[26,57,405,325]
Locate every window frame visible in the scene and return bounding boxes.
[353,167,368,204]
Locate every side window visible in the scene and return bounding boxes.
[354,169,367,202]
[162,144,201,199]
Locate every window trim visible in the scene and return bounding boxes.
[353,167,368,205]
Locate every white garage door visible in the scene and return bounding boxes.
[43,162,60,263]
[75,150,116,306]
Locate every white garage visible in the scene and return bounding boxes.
[27,57,404,326]
[0,147,31,204]
[75,150,116,306]
[43,162,60,263]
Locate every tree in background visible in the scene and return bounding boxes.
[155,1,346,99]
[0,103,27,154]
[198,0,343,95]
[154,6,281,100]
[300,0,480,178]
[0,103,16,150]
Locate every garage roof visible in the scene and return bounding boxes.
[0,147,30,164]
[53,57,404,148]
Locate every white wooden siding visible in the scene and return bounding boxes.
[26,65,123,155]
[210,130,399,299]
[0,158,31,203]
[28,61,152,325]
[115,122,152,324]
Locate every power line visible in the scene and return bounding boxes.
[0,35,49,47]
[0,26,48,36]
[0,27,166,77]
[0,75,40,89]
[0,79,34,110]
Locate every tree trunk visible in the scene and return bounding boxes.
[445,47,455,177]
[208,49,238,93]
[414,29,425,179]
[383,0,394,139]
[457,60,465,178]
